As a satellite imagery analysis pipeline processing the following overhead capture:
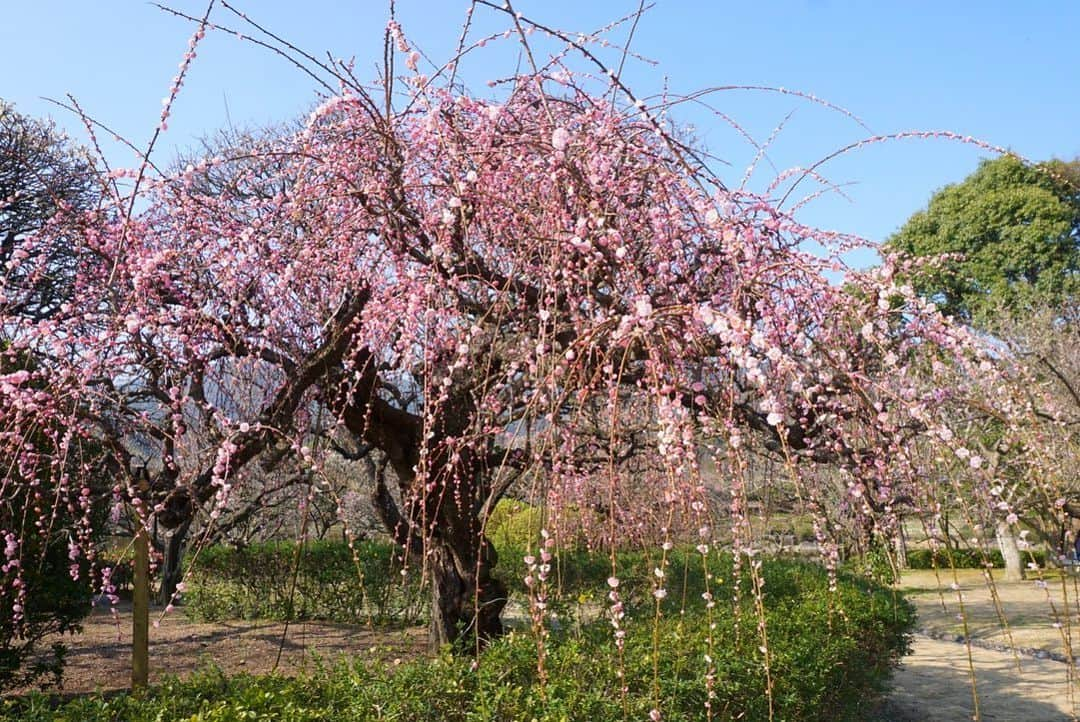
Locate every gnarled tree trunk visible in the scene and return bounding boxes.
[428,533,507,651]
[336,336,522,653]
[365,434,511,652]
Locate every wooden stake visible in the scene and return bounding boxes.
[132,523,149,691]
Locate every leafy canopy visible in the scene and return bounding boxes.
[887,155,1080,324]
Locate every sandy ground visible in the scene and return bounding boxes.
[9,571,1080,720]
[901,569,1080,656]
[871,569,1080,721]
[879,634,1078,721]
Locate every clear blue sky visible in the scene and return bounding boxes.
[2,1,1077,263]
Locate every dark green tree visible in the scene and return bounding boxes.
[1,100,99,321]
[887,155,1080,324]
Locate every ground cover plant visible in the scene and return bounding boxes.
[2,556,914,721]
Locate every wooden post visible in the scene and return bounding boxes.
[132,522,150,691]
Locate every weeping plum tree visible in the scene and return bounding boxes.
[0,101,109,686]
[0,3,1073,660]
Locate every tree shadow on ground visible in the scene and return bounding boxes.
[878,637,1077,721]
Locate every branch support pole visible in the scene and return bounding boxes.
[132,521,150,692]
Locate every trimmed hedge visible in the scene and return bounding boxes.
[182,537,1055,631]
[184,539,425,625]
[905,547,1048,570]
[183,539,776,626]
[3,556,913,721]
[184,539,674,625]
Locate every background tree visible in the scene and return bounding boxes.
[886,154,1080,324]
[887,155,1080,580]
[0,100,99,320]
[990,302,1080,564]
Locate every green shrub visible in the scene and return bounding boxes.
[905,546,1048,570]
[486,499,597,551]
[0,537,91,692]
[9,556,913,721]
[842,543,901,585]
[486,498,545,550]
[184,539,425,625]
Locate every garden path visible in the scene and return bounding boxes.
[879,633,1076,721]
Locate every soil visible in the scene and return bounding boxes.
[12,602,426,699]
[9,571,1080,720]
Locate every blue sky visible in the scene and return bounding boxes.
[2,1,1077,264]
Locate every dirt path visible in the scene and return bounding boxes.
[878,569,1080,721]
[879,633,1078,721]
[14,603,425,697]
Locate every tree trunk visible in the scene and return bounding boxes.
[996,519,1024,582]
[346,385,511,653]
[893,518,908,570]
[428,533,507,653]
[157,518,191,606]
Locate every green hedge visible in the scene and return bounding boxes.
[185,539,704,625]
[184,535,922,631]
[4,557,913,721]
[486,498,546,550]
[184,539,425,625]
[501,545,744,617]
[905,547,1048,570]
